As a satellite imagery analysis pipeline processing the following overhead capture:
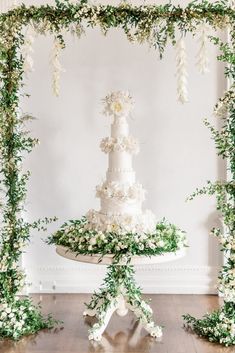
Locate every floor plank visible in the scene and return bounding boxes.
[0,294,234,353]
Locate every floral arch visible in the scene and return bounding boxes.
[0,0,234,346]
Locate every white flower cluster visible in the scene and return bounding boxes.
[0,301,29,339]
[100,136,139,154]
[196,309,235,346]
[103,91,133,118]
[96,181,146,202]
[50,38,65,96]
[175,37,188,104]
[85,209,156,235]
[218,311,235,338]
[211,229,235,303]
[218,265,235,303]
[133,301,162,338]
[214,90,235,118]
[196,22,210,74]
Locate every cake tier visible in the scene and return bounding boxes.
[96,181,146,202]
[108,151,132,171]
[85,209,156,235]
[111,117,129,138]
[100,198,142,215]
[106,169,136,183]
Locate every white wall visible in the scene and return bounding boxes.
[19,0,226,294]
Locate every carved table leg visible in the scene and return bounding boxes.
[84,264,162,341]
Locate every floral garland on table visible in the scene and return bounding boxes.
[100,136,139,154]
[47,217,187,263]
[49,217,186,341]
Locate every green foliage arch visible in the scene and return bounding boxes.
[0,0,234,345]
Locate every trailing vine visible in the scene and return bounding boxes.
[0,0,234,344]
[183,26,235,346]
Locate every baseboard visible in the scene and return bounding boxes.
[25,264,219,295]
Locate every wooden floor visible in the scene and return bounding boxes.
[0,294,234,353]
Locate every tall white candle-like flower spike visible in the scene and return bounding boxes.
[22,26,35,75]
[50,38,65,97]
[196,22,210,74]
[175,37,188,104]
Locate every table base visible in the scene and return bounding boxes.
[83,265,162,341]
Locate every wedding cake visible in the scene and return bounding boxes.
[85,91,156,235]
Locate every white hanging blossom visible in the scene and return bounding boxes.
[196,22,210,74]
[228,0,235,7]
[175,37,188,104]
[21,26,36,75]
[50,38,65,97]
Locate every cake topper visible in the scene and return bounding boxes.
[102,90,134,118]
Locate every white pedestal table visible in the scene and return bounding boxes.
[56,245,186,341]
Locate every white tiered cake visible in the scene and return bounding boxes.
[86,91,156,235]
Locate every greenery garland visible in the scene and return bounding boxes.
[47,217,187,263]
[183,40,235,344]
[0,0,234,343]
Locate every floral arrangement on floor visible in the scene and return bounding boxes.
[0,297,56,340]
[47,218,187,263]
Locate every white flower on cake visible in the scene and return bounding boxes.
[103,91,133,118]
[100,136,139,154]
[85,209,156,235]
[96,181,146,202]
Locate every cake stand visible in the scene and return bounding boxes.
[56,245,186,341]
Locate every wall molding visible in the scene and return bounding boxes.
[25,264,219,295]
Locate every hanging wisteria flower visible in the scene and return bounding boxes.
[103,91,134,118]
[196,22,210,74]
[50,37,65,96]
[21,26,35,75]
[175,37,188,104]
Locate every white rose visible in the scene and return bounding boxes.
[151,326,163,338]
[157,240,165,247]
[89,238,97,245]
